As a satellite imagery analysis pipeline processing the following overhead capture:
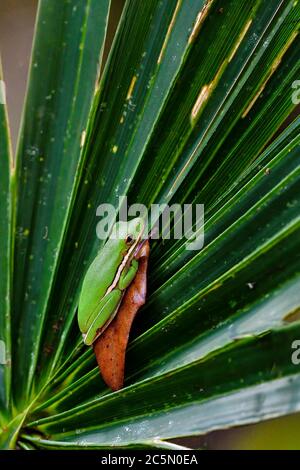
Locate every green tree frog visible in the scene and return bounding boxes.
[78,217,145,345]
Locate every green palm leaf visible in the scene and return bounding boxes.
[26,323,300,446]
[0,62,13,424]
[13,0,111,405]
[1,0,300,449]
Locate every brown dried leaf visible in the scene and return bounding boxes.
[93,240,150,390]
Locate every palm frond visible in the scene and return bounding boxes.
[0,0,300,449]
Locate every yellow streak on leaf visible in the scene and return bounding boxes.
[206,282,223,294]
[157,0,182,64]
[191,61,226,122]
[191,85,209,121]
[126,75,137,100]
[167,61,226,197]
[188,0,214,45]
[80,130,86,148]
[242,31,298,118]
[228,19,252,63]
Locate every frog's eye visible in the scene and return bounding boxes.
[126,235,134,245]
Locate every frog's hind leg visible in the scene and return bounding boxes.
[84,289,122,345]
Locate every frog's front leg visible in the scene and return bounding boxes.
[84,289,122,345]
[118,259,139,289]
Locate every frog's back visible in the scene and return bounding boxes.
[78,239,125,331]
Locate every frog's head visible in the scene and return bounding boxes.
[110,217,145,252]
